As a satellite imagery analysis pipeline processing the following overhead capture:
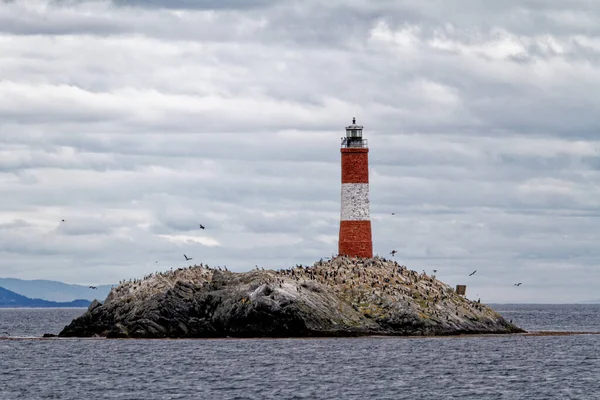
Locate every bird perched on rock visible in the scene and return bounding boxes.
[184,254,192,261]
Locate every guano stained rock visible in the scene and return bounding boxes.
[59,256,524,338]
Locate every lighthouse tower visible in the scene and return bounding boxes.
[338,117,373,258]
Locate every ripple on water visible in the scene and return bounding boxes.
[1,305,599,399]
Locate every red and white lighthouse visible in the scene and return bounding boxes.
[338,117,373,258]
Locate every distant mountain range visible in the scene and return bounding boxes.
[0,286,91,308]
[0,278,113,302]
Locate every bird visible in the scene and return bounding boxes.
[391,213,395,215]
[88,286,97,289]
[199,224,205,230]
[433,269,437,274]
[469,270,477,276]
[390,250,397,257]
[184,254,192,261]
[155,261,158,263]
[61,219,65,222]
[514,283,522,286]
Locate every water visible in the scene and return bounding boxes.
[491,304,600,332]
[1,305,599,399]
[0,308,84,338]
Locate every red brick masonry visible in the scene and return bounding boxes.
[338,220,373,258]
[341,148,369,184]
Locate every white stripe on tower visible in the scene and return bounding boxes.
[341,183,370,221]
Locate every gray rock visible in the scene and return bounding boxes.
[87,299,102,312]
[59,257,525,338]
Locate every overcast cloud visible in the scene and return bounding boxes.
[1,0,600,303]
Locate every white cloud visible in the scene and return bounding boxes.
[157,234,221,247]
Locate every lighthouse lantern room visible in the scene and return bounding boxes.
[341,117,367,148]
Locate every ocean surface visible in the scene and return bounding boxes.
[1,304,600,399]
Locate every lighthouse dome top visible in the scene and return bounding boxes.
[345,117,364,130]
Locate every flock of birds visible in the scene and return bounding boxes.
[1,215,524,339]
[61,214,524,291]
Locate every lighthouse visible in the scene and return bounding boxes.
[338,117,373,258]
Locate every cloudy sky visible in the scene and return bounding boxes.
[2,0,600,303]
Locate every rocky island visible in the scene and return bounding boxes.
[59,256,524,338]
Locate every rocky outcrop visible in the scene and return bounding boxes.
[59,256,524,338]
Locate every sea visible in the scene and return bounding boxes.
[1,304,600,399]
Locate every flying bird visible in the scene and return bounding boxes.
[390,250,397,257]
[433,269,437,274]
[88,286,97,289]
[199,224,205,230]
[184,254,192,261]
[61,219,65,222]
[391,213,395,215]
[514,283,522,286]
[469,270,477,276]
